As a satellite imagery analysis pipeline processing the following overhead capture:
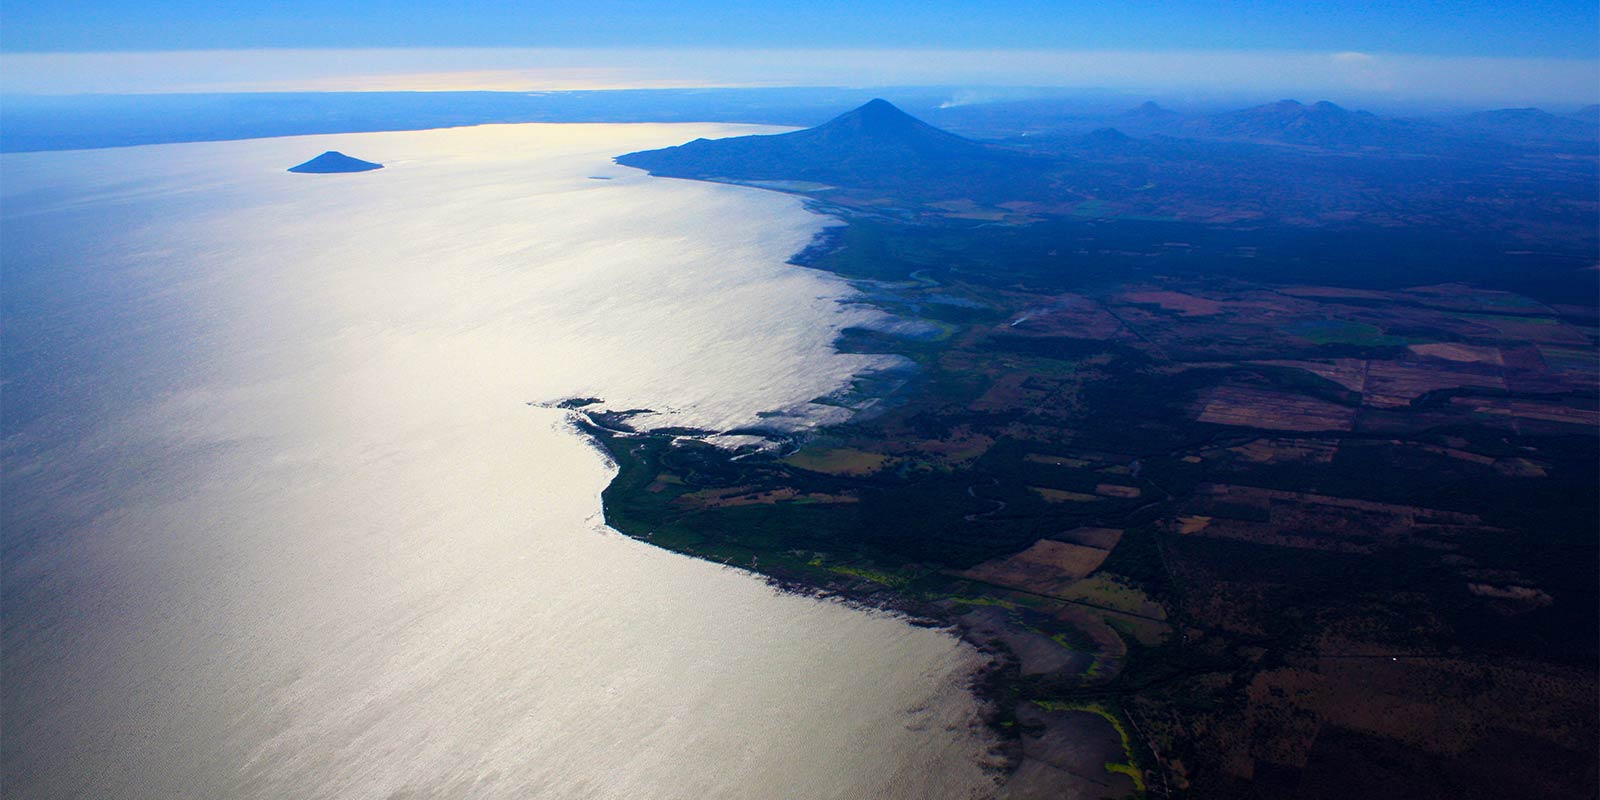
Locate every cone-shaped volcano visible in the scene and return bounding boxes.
[795,98,985,155]
[288,151,383,174]
[615,99,1039,201]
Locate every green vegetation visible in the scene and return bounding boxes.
[826,564,908,587]
[783,447,891,475]
[1288,318,1391,346]
[1036,701,1146,792]
[1106,762,1147,793]
[944,595,1017,610]
[586,208,1599,798]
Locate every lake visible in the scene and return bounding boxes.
[0,123,999,799]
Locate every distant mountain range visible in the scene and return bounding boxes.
[615,98,1597,239]
[1450,107,1600,143]
[1177,99,1431,149]
[988,97,1599,154]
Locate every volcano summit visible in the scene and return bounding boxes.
[616,99,1043,202]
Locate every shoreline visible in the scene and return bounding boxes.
[554,209,1151,797]
[567,407,1145,798]
[566,411,1028,774]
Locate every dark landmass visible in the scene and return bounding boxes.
[1176,99,1434,149]
[617,98,1049,203]
[1453,107,1600,144]
[287,151,383,173]
[599,102,1599,798]
[620,99,1599,261]
[931,95,1600,150]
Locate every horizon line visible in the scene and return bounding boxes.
[3,47,1595,106]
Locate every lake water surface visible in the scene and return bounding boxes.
[0,124,999,799]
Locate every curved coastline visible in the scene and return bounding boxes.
[556,208,1136,797]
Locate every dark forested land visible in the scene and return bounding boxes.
[596,101,1599,798]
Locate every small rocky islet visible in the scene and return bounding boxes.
[287,151,383,173]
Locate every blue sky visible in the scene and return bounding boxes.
[2,2,1595,104]
[6,0,1598,58]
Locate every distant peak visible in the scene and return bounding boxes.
[1084,127,1134,143]
[843,98,917,124]
[1245,99,1354,118]
[614,92,997,185]
[1483,107,1553,117]
[818,98,951,138]
[1123,101,1179,118]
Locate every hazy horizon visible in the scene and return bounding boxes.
[2,47,1595,108]
[7,0,1597,106]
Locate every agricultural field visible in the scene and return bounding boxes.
[590,213,1598,798]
